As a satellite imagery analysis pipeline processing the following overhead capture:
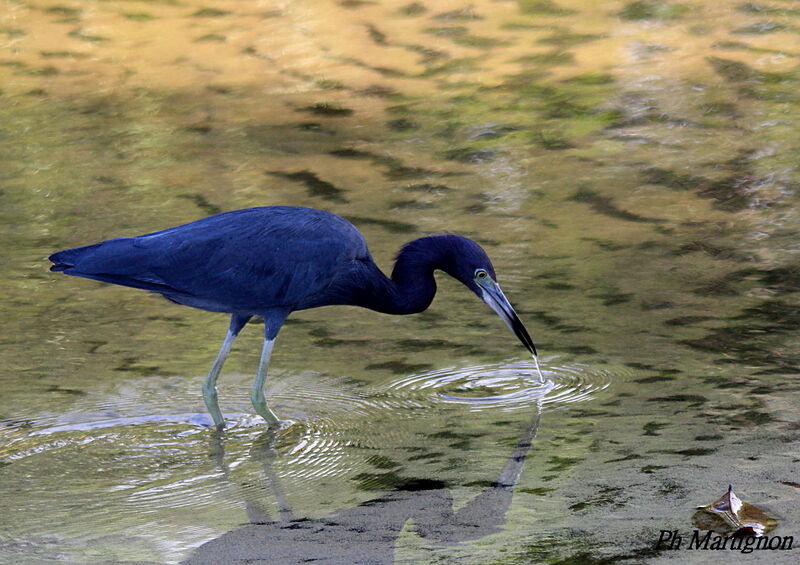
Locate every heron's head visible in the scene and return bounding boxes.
[409,235,538,358]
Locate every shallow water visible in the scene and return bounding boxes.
[1,1,799,563]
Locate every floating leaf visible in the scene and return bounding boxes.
[693,485,777,536]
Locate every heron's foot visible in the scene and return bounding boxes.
[202,389,226,430]
[200,413,226,430]
[254,411,283,428]
[274,418,296,430]
[251,396,281,427]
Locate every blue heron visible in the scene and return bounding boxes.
[49,206,539,429]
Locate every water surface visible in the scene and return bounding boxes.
[1,1,799,563]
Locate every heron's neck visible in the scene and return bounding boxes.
[358,239,442,315]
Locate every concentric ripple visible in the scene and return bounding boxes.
[383,358,615,412]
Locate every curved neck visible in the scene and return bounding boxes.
[354,239,442,315]
[316,235,478,316]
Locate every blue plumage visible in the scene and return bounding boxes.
[51,207,365,313]
[50,206,537,429]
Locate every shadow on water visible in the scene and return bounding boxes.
[184,406,543,565]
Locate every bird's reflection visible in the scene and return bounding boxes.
[185,407,542,565]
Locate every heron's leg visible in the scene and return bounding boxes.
[203,314,251,429]
[250,336,280,426]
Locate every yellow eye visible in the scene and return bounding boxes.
[475,269,488,279]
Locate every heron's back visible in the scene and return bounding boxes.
[49,207,370,314]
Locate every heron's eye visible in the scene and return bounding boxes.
[475,269,488,280]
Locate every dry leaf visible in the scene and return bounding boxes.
[692,484,777,536]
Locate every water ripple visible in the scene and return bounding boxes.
[382,358,615,412]
[0,358,619,540]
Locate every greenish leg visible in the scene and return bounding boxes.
[251,337,280,426]
[203,315,250,430]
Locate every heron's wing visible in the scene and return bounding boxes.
[50,207,368,311]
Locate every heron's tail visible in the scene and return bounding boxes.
[49,243,104,272]
[48,239,177,294]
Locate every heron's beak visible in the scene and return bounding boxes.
[477,277,538,357]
